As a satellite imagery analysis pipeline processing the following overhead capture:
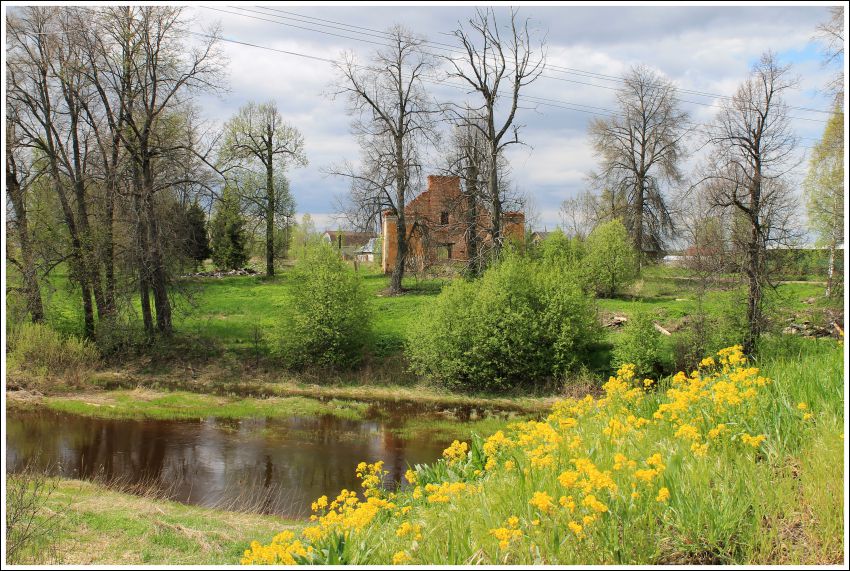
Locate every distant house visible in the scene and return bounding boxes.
[531,231,551,245]
[355,237,377,263]
[322,230,376,260]
[661,255,686,266]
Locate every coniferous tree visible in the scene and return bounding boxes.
[210,186,249,270]
[185,200,211,270]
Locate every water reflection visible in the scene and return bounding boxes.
[5,409,451,518]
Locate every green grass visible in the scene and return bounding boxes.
[8,259,841,399]
[171,266,446,359]
[6,479,298,565]
[386,412,533,441]
[597,273,832,322]
[10,389,371,422]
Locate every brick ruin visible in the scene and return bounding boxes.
[381,175,525,273]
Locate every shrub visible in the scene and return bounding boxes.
[612,311,668,378]
[7,322,100,384]
[93,315,150,358]
[407,252,600,392]
[583,219,639,297]
[5,462,62,564]
[276,244,371,369]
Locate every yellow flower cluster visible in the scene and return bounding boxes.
[241,531,312,565]
[489,516,523,549]
[243,345,775,565]
[356,460,387,496]
[741,433,766,448]
[396,522,422,541]
[529,491,555,514]
[442,440,469,465]
[424,481,473,503]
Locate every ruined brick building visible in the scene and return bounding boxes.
[381,175,525,273]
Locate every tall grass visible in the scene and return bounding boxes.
[241,339,844,565]
[7,322,100,386]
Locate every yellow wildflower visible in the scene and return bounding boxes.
[568,520,584,538]
[529,491,555,514]
[442,440,469,464]
[741,433,766,448]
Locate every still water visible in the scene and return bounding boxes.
[5,407,462,518]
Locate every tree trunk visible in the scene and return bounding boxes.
[826,243,835,297]
[133,190,154,337]
[389,134,407,295]
[142,161,172,334]
[634,176,645,269]
[48,162,95,338]
[488,146,501,262]
[463,162,480,276]
[139,268,153,338]
[266,129,275,277]
[102,146,119,315]
[743,223,762,355]
[6,166,45,323]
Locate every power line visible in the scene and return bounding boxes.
[207,4,834,120]
[190,30,817,150]
[260,6,835,115]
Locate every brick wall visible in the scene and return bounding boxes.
[382,175,525,273]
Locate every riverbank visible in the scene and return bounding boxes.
[7,361,562,415]
[5,479,297,565]
[5,385,539,442]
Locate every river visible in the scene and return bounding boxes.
[5,405,470,518]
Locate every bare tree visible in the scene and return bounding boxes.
[220,101,307,277]
[440,114,491,275]
[331,26,436,294]
[559,190,603,240]
[814,6,845,106]
[588,65,689,261]
[445,7,545,261]
[699,52,800,353]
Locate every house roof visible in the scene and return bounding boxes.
[356,237,377,254]
[323,231,375,249]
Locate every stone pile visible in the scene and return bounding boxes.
[182,267,258,278]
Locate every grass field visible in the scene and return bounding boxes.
[7,259,841,403]
[17,261,838,356]
[5,479,298,565]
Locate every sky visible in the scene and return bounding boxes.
[190,3,842,232]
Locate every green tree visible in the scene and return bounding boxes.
[535,229,586,270]
[803,107,844,297]
[277,244,371,369]
[220,101,307,277]
[210,186,249,270]
[185,200,211,270]
[584,219,639,297]
[290,213,321,260]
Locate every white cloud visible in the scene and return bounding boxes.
[189,5,837,230]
